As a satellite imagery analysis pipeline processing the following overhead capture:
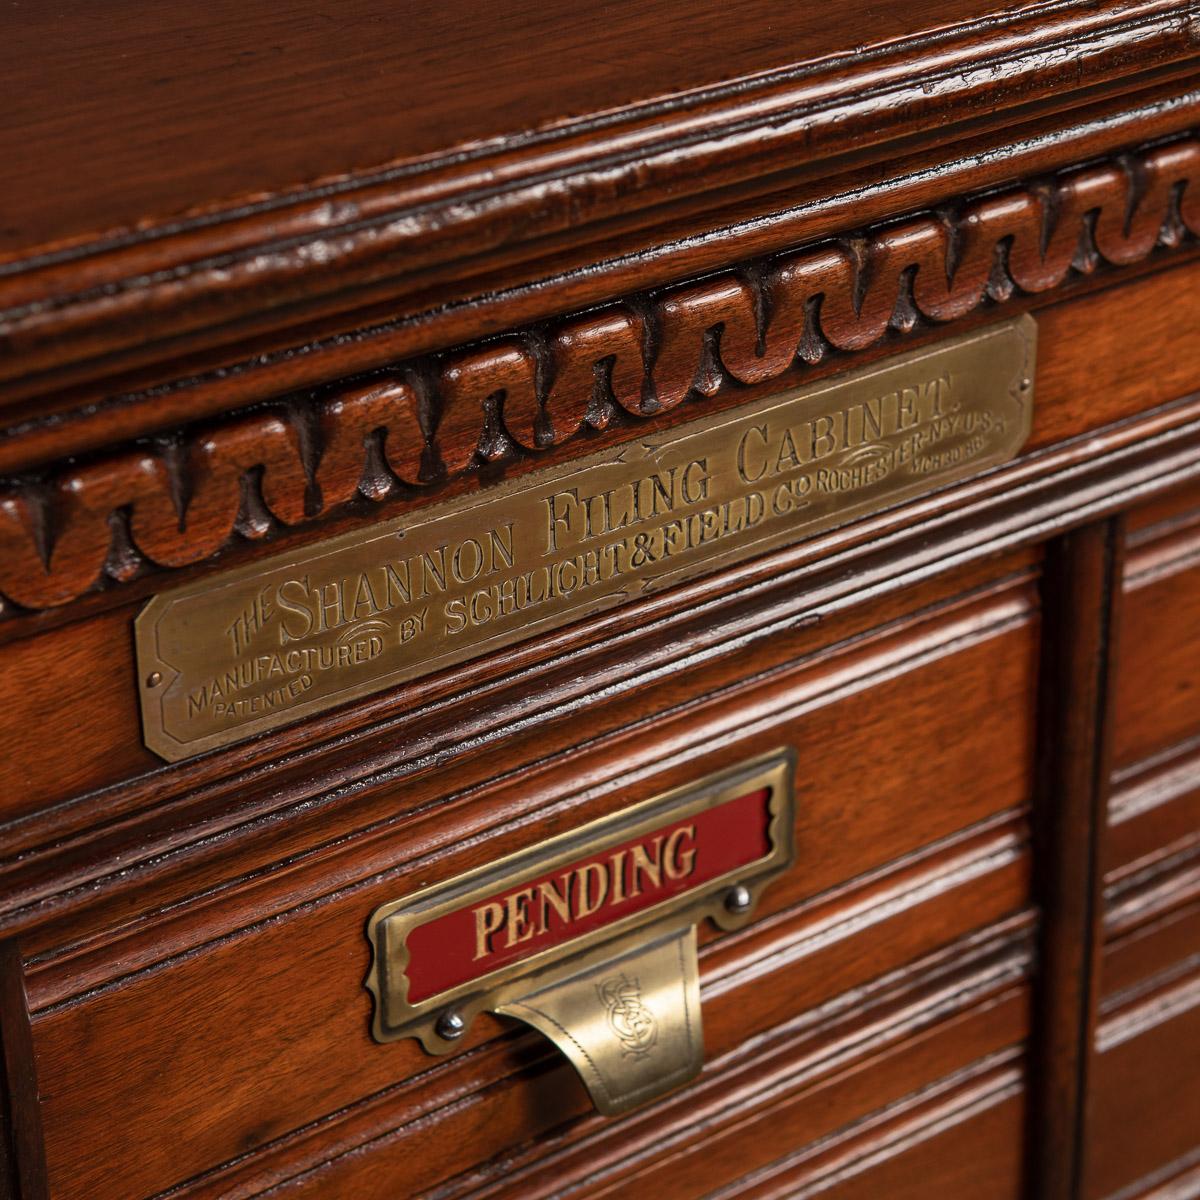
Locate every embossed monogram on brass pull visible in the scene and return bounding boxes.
[364,751,795,1115]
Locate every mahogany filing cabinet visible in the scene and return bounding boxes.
[1,3,1199,1197]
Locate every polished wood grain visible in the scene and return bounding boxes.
[0,0,1060,259]
[1108,489,1200,901]
[3,393,1196,1199]
[1113,511,1200,772]
[1125,476,1200,539]
[1,543,1038,895]
[1109,758,1200,888]
[2,358,1197,999]
[1082,488,1200,1199]
[454,985,1031,1200]
[3,3,1200,1195]
[1087,960,1200,1199]
[744,1088,1028,1200]
[1101,893,1200,1003]
[6,84,1197,463]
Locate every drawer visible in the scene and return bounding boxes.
[1108,759,1200,887]
[1089,485,1200,1200]
[1113,502,1200,776]
[416,980,1031,1200]
[25,554,1037,1199]
[1088,938,1200,1200]
[1107,485,1200,958]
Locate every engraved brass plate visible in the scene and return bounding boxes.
[365,750,794,1114]
[136,316,1035,760]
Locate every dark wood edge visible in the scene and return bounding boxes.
[0,945,47,1200]
[1027,518,1124,1199]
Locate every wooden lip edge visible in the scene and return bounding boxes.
[0,0,1185,293]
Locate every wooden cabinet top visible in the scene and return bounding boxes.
[2,2,1196,449]
[6,0,1166,260]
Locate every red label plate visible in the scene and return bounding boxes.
[404,787,771,1003]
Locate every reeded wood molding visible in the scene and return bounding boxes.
[2,136,1199,616]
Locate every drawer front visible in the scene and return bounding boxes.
[1087,487,1200,1200]
[1113,521,1200,776]
[1088,950,1200,1200]
[25,555,1038,1199]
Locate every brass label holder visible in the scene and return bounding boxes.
[365,750,795,1115]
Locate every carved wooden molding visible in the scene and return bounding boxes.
[2,136,1199,615]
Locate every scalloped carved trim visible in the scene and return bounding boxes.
[2,137,1199,614]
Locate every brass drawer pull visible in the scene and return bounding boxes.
[366,750,795,1114]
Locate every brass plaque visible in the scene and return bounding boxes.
[364,750,794,1114]
[137,316,1035,760]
